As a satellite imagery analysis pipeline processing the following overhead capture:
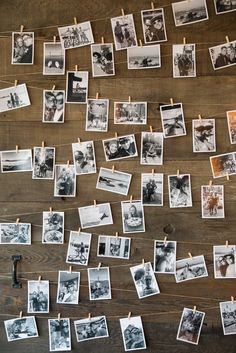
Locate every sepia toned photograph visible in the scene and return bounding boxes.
[72,141,96,175]
[192,119,216,152]
[213,245,236,279]
[141,7,167,43]
[43,42,65,75]
[54,164,76,197]
[172,0,209,27]
[214,0,236,14]
[33,147,55,179]
[74,315,109,342]
[111,14,137,50]
[88,267,112,300]
[103,134,138,161]
[28,280,49,313]
[130,261,160,299]
[209,40,236,70]
[160,103,186,138]
[201,185,225,219]
[0,223,31,244]
[1,149,32,173]
[66,231,91,266]
[78,203,113,229]
[175,255,208,283]
[12,32,34,64]
[127,45,161,70]
[42,211,64,244]
[56,270,80,304]
[0,83,30,113]
[140,132,163,165]
[141,173,163,206]
[210,152,236,178]
[97,167,132,196]
[121,200,145,233]
[5,316,38,342]
[220,300,236,335]
[177,307,205,345]
[48,318,71,351]
[173,44,196,78]
[58,22,94,50]
[66,71,88,104]
[91,43,115,77]
[154,240,176,273]
[114,101,147,124]
[86,98,109,132]
[120,315,146,351]
[42,90,65,123]
[227,110,236,144]
[97,235,131,259]
[168,174,192,208]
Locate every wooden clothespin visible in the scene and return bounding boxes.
[176,169,180,177]
[94,200,97,207]
[101,37,105,44]
[88,313,91,320]
[198,114,202,121]
[129,195,133,203]
[209,180,212,187]
[183,37,186,45]
[226,240,229,248]
[170,98,174,106]
[188,252,193,260]
[121,8,125,16]
[142,258,145,267]
[193,306,196,314]
[51,85,55,92]
[150,125,153,133]
[38,276,42,282]
[139,39,143,47]
[69,266,72,273]
[115,231,119,238]
[15,145,19,153]
[231,296,234,303]
[16,218,20,224]
[74,17,78,25]
[49,207,53,214]
[97,262,102,270]
[128,96,131,103]
[112,165,115,173]
[78,227,81,234]
[152,169,155,176]
[115,132,118,138]
[151,2,155,10]
[19,311,23,318]
[42,141,45,149]
[164,236,167,246]
[20,25,24,33]
[75,64,78,72]
[77,137,81,144]
[96,92,99,100]
[58,313,61,321]
[128,312,132,319]
[226,172,230,181]
[53,36,56,43]
[67,160,70,167]
[14,80,18,87]
[225,36,230,43]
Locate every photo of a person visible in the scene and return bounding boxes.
[168,174,192,208]
[12,32,34,64]
[177,308,205,345]
[209,40,236,70]
[111,14,137,50]
[54,165,76,197]
[43,90,65,123]
[120,316,146,351]
[130,262,160,299]
[103,135,138,162]
[192,119,216,152]
[121,200,145,233]
[141,8,167,43]
[154,240,176,273]
[214,245,236,278]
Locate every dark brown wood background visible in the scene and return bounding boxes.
[0,0,236,352]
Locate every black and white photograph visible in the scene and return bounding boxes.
[201,185,225,219]
[66,71,88,104]
[58,22,94,50]
[56,270,80,304]
[12,32,34,64]
[209,40,236,70]
[130,262,160,299]
[192,119,216,152]
[177,307,205,345]
[86,98,109,132]
[213,245,236,279]
[0,83,30,113]
[96,167,132,196]
[54,164,76,197]
[168,174,192,208]
[154,240,176,273]
[127,45,161,70]
[173,44,196,78]
[78,203,113,229]
[175,255,208,283]
[97,235,131,259]
[28,280,49,313]
[42,211,64,244]
[120,316,146,351]
[72,141,96,175]
[210,152,236,178]
[33,147,55,179]
[121,200,145,233]
[91,43,115,77]
[140,132,163,165]
[43,42,65,75]
[141,173,163,206]
[43,90,65,123]
[114,101,147,124]
[48,318,71,351]
[214,0,236,14]
[160,103,186,138]
[103,134,138,161]
[1,149,32,173]
[227,110,236,144]
[111,14,137,50]
[88,267,112,300]
[74,315,109,342]
[4,316,38,342]
[172,0,209,27]
[0,223,31,244]
[66,231,91,266]
[220,300,236,335]
[141,7,167,43]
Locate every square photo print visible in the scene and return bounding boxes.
[141,173,163,206]
[141,7,167,43]
[86,98,109,132]
[28,280,49,313]
[177,307,205,345]
[48,318,71,351]
[130,261,160,299]
[209,40,236,70]
[103,134,138,161]
[74,315,109,342]
[114,101,147,124]
[66,231,92,266]
[66,71,88,104]
[168,174,192,208]
[120,315,146,351]
[175,255,208,283]
[227,110,236,144]
[96,167,132,196]
[220,300,236,335]
[4,316,38,342]
[78,203,113,229]
[0,83,30,113]
[54,164,76,197]
[127,45,161,69]
[173,44,196,78]
[58,22,94,49]
[201,185,224,219]
[88,267,112,300]
[12,32,34,64]
[140,132,163,165]
[154,240,176,273]
[121,200,145,233]
[42,211,64,244]
[111,14,137,50]
[160,103,186,138]
[192,118,216,152]
[56,270,80,304]
[42,90,65,123]
[172,0,208,27]
[33,147,55,179]
[214,245,236,279]
[0,222,31,244]
[91,43,115,77]
[43,42,65,75]
[97,235,131,259]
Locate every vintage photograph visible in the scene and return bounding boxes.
[130,262,160,299]
[86,98,109,132]
[5,316,38,342]
[154,240,176,273]
[42,90,65,123]
[97,235,131,259]
[103,134,138,161]
[192,119,216,152]
[227,110,236,144]
[48,318,71,351]
[121,200,145,233]
[177,307,205,345]
[141,173,163,206]
[140,132,163,165]
[0,83,30,113]
[201,185,225,219]
[173,44,196,78]
[120,316,146,351]
[56,270,80,304]
[175,255,208,283]
[210,152,236,178]
[114,101,147,124]
[168,174,192,208]
[96,167,132,196]
[74,315,109,342]
[12,32,34,64]
[127,45,161,69]
[72,141,96,175]
[33,147,55,179]
[1,149,32,173]
[209,40,236,70]
[172,0,209,26]
[66,231,91,266]
[66,71,88,104]
[28,280,49,313]
[141,7,167,43]
[78,203,113,229]
[91,43,115,77]
[0,223,31,244]
[214,0,236,14]
[58,21,94,50]
[111,14,137,50]
[213,245,236,279]
[220,300,236,335]
[88,267,112,300]
[42,211,64,244]
[54,164,76,197]
[43,42,65,75]
[160,103,186,138]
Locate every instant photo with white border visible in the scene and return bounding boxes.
[66,70,89,104]
[56,270,80,304]
[54,164,76,197]
[210,152,236,178]
[154,240,177,273]
[97,234,131,259]
[0,222,31,244]
[209,40,236,70]
[114,101,147,124]
[172,44,196,78]
[213,245,236,279]
[141,173,164,206]
[110,14,137,51]
[74,315,109,342]
[0,83,31,113]
[120,315,147,351]
[1,149,32,173]
[43,42,65,75]
[192,118,216,152]
[168,174,192,208]
[48,318,71,351]
[91,43,115,77]
[172,0,209,27]
[130,261,160,299]
[78,203,113,229]
[201,185,225,219]
[140,131,163,165]
[220,300,236,335]
[160,103,186,138]
[88,267,112,300]
[4,316,38,342]
[58,21,94,50]
[27,280,49,313]
[33,146,55,179]
[86,98,109,132]
[12,32,34,65]
[42,211,64,244]
[127,45,161,70]
[66,230,92,266]
[102,134,138,162]
[175,255,208,283]
[121,200,146,233]
[141,7,167,44]
[96,167,132,196]
[227,110,236,144]
[177,307,205,345]
[214,0,236,15]
[42,90,65,123]
[72,140,96,175]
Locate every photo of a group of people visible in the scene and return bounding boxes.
[160,103,186,138]
[48,318,71,351]
[173,44,196,78]
[86,98,109,132]
[0,223,31,244]
[121,200,145,233]
[33,147,55,179]
[88,267,112,300]
[210,152,236,178]
[103,134,138,161]
[140,132,163,165]
[120,316,146,351]
[66,231,91,266]
[0,84,31,113]
[214,245,236,279]
[209,40,236,70]
[28,280,49,313]
[4,316,38,342]
[175,255,208,283]
[114,102,147,124]
[58,22,94,50]
[42,211,64,244]
[43,90,65,123]
[130,261,160,299]
[172,0,209,27]
[74,316,109,342]
[111,14,137,50]
[43,42,65,75]
[192,118,216,152]
[141,173,163,206]
[227,110,236,144]
[72,141,96,175]
[127,45,161,70]
[97,235,131,259]
[141,7,167,43]
[12,32,34,64]
[91,43,115,77]
[177,307,205,345]
[54,164,76,197]
[168,174,192,208]
[201,185,225,219]
[56,271,80,304]
[97,167,132,196]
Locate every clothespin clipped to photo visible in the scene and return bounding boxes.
[151,2,155,10]
[129,195,133,203]
[38,275,42,282]
[19,311,23,318]
[69,266,72,273]
[88,313,91,321]
[121,8,125,17]
[49,207,53,215]
[112,165,115,173]
[67,160,70,167]
[78,227,81,235]
[170,98,174,106]
[188,252,193,260]
[209,179,213,187]
[96,92,99,100]
[15,145,19,153]
[150,125,153,134]
[115,132,118,138]
[101,36,105,44]
[75,64,78,72]
[58,313,61,321]
[77,137,81,144]
[139,39,143,47]
[164,236,167,246]
[51,85,55,92]
[42,141,45,149]
[226,240,229,248]
[176,169,180,177]
[231,296,234,304]
[20,25,24,34]
[16,218,20,224]
[225,36,230,43]
[128,312,132,319]
[226,172,230,181]
[74,17,78,25]
[193,306,196,314]
[97,262,102,270]
[14,80,18,87]
[152,169,155,176]
[198,114,202,121]
[183,37,186,45]
[94,199,97,207]
[115,231,119,238]
[142,258,145,267]
[128,96,131,103]
[53,36,56,44]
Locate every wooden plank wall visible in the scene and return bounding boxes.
[0,0,235,352]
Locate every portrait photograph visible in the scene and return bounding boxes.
[160,103,186,138]
[201,185,225,219]
[42,211,64,244]
[213,245,236,279]
[0,83,30,113]
[66,71,88,104]
[214,0,236,14]
[103,134,138,161]
[66,231,92,266]
[114,101,147,124]
[86,98,109,132]
[33,147,55,179]
[141,7,167,43]
[111,14,137,50]
[43,42,65,75]
[72,141,96,175]
[56,270,80,304]
[173,44,196,78]
[227,110,236,144]
[154,240,176,273]
[177,307,205,345]
[120,315,146,351]
[172,0,209,27]
[78,203,113,229]
[168,174,192,208]
[91,43,115,77]
[121,200,145,233]
[220,300,236,335]
[88,267,112,300]
[209,40,236,70]
[28,280,49,313]
[97,235,131,259]
[141,173,163,206]
[54,164,76,197]
[130,261,160,299]
[210,152,236,178]
[0,222,31,244]
[140,131,163,165]
[4,316,38,342]
[96,167,132,196]
[74,315,109,342]
[48,318,71,351]
[192,118,216,152]
[42,90,65,123]
[58,21,94,50]
[12,32,34,64]
[175,255,208,283]
[1,149,32,173]
[127,45,161,70]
